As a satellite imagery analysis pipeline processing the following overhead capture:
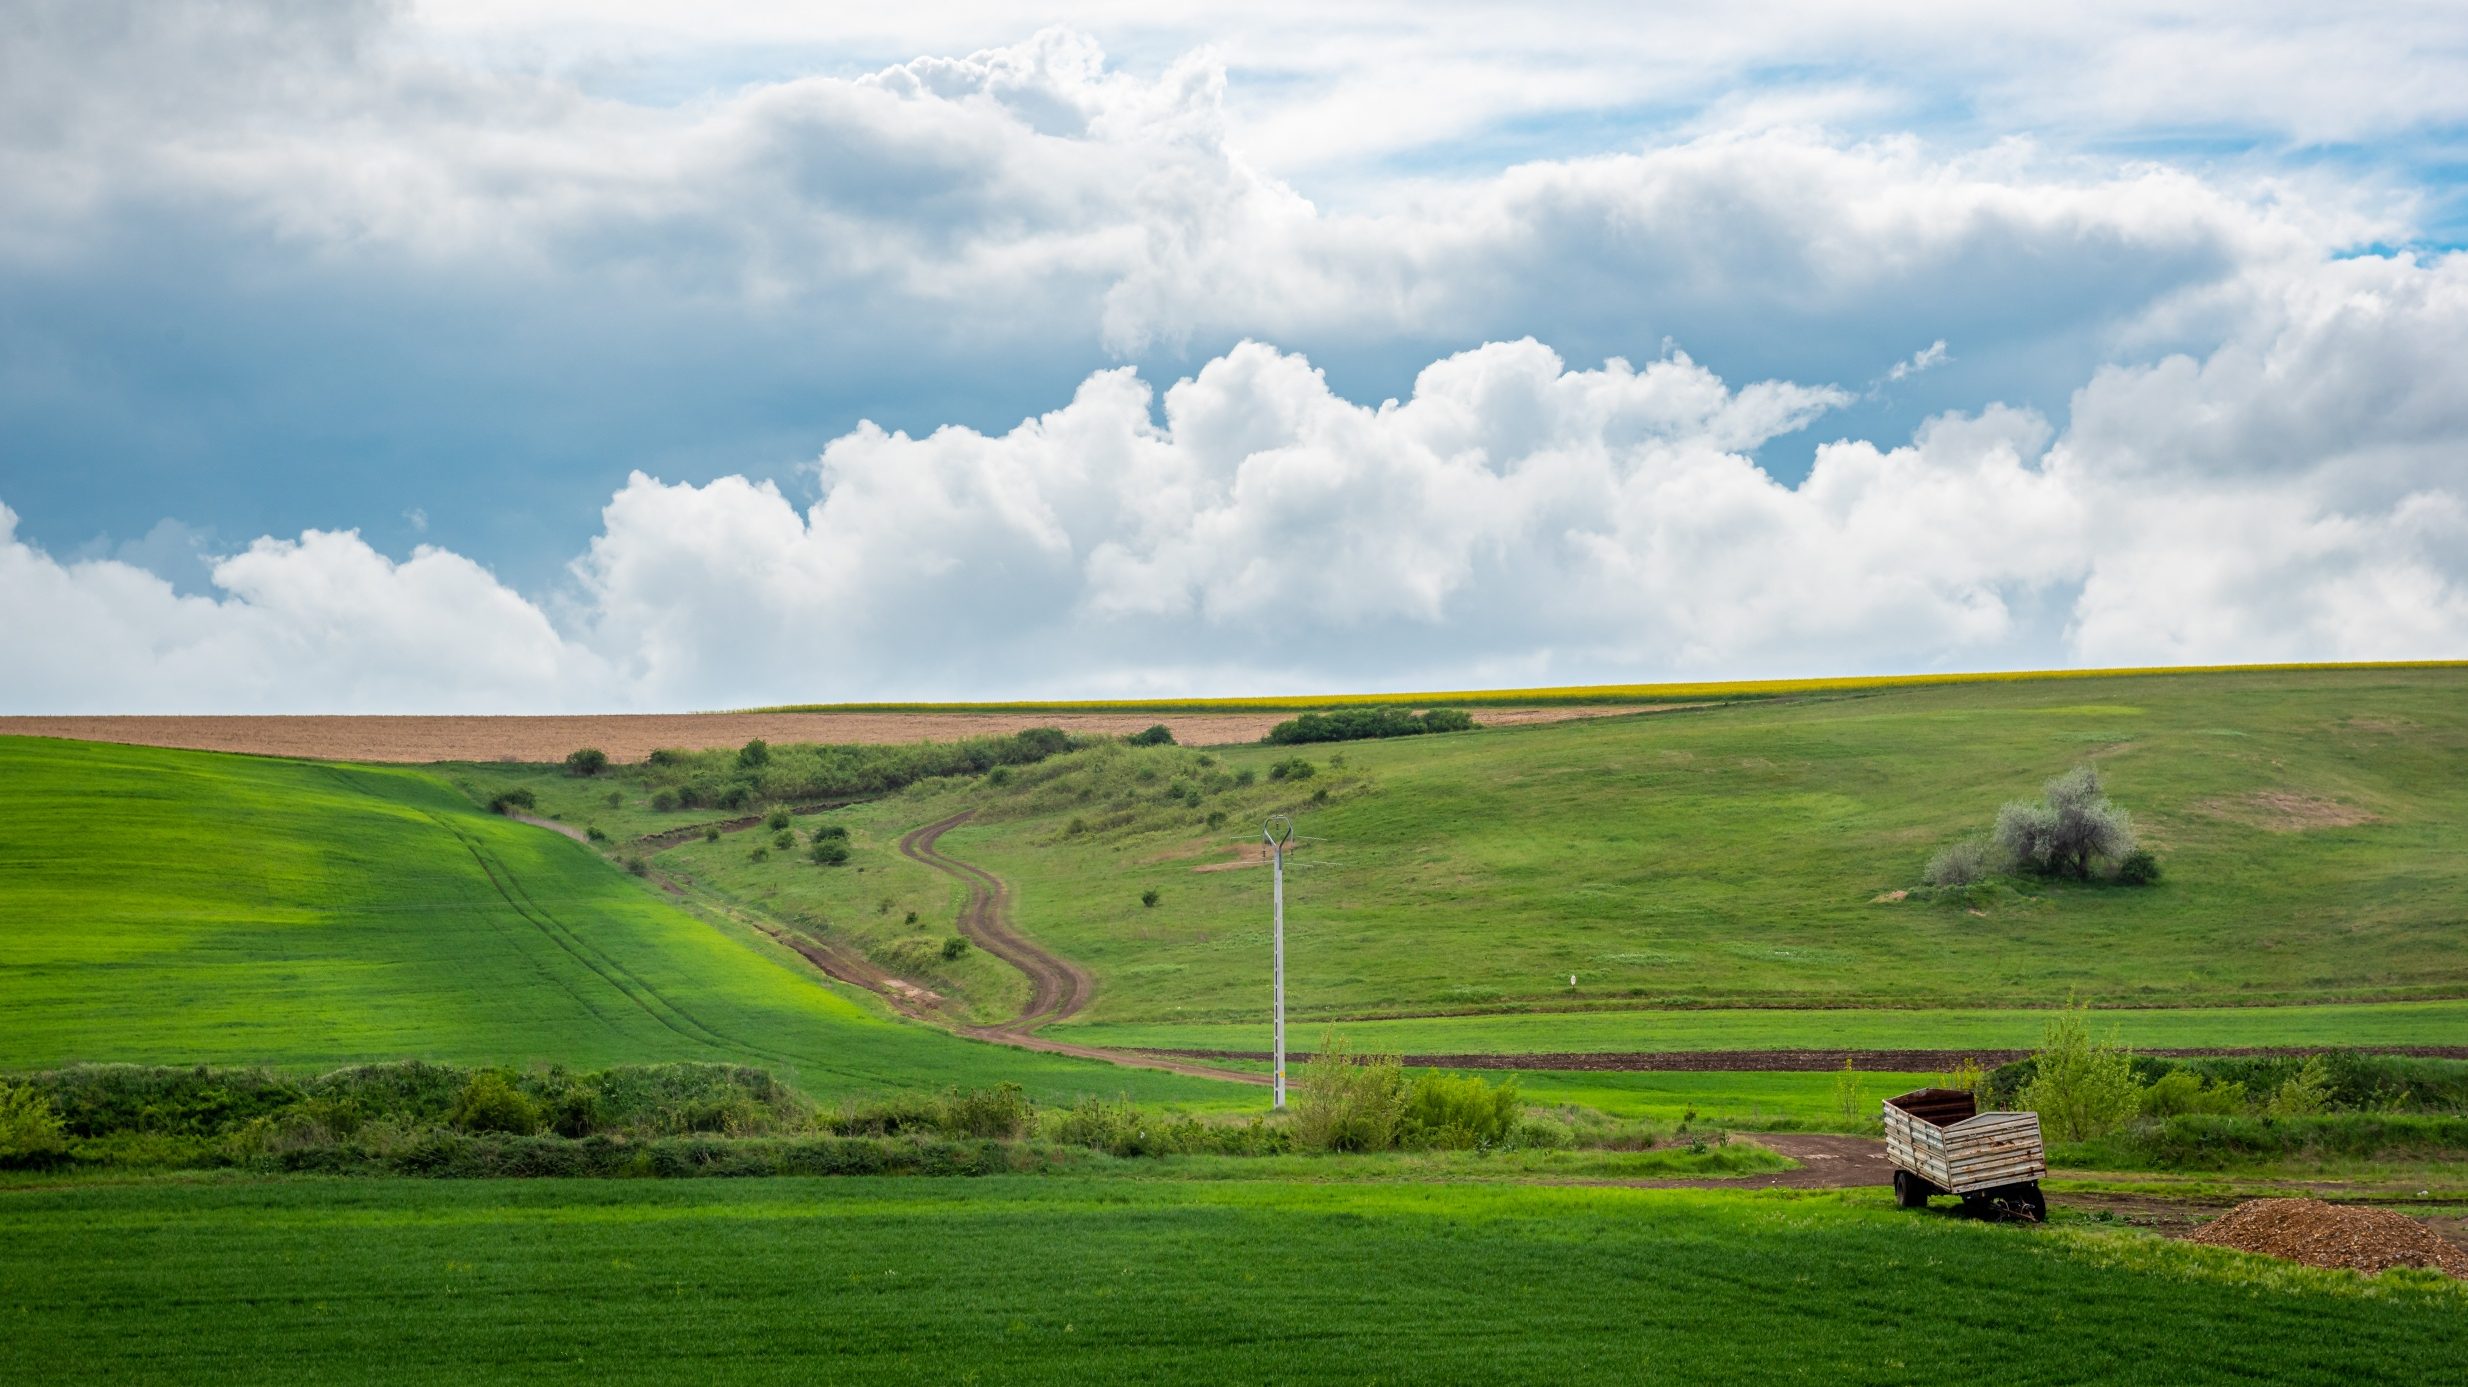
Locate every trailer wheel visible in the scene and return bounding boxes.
[2014,1182,2047,1223]
[1893,1170,1929,1209]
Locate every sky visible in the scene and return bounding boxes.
[3,0,2465,711]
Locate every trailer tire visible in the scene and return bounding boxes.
[1893,1170,1930,1209]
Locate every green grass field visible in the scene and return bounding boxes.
[0,737,1230,1106]
[707,667,2468,1028]
[5,1176,2458,1385]
[1054,999,2468,1057]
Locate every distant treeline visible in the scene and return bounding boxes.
[1264,708,1475,745]
[639,728,1075,811]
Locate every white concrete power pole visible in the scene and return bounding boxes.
[1264,814,1293,1110]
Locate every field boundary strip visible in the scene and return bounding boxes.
[744,659,2468,714]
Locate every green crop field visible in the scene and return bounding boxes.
[0,737,1229,1106]
[1055,999,2468,1058]
[677,667,2467,1031]
[5,1176,2458,1385]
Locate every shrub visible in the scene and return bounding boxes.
[2021,1004,2140,1141]
[624,855,649,877]
[2268,1054,2334,1117]
[1923,838,1989,887]
[748,846,770,862]
[1267,757,1316,782]
[1264,708,1476,745]
[564,747,609,777]
[703,826,721,843]
[1397,1072,1521,1150]
[766,808,793,831]
[1234,768,1258,787]
[486,787,537,815]
[1993,764,2136,879]
[1128,724,1176,747]
[737,739,771,769]
[1310,786,1330,804]
[448,1072,542,1136]
[1832,1059,1868,1128]
[986,765,1013,787]
[1065,817,1088,837]
[0,1082,69,1168]
[651,789,680,813]
[940,936,968,960]
[1293,1038,1405,1153]
[2117,848,2163,885]
[585,826,609,844]
[772,830,795,850]
[810,839,850,867]
[812,824,849,843]
[1206,810,1227,828]
[2139,1069,2247,1119]
[1140,888,1161,908]
[604,791,623,809]
[940,1084,1033,1140]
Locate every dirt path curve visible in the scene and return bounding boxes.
[1610,1133,1900,1190]
[900,811,1093,1032]
[895,812,1262,1086]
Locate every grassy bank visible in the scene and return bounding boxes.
[0,738,1231,1106]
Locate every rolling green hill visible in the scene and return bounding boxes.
[664,666,2468,1031]
[0,737,1229,1104]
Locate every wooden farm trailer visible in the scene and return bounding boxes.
[1881,1088,2046,1220]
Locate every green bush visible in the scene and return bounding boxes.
[810,839,850,867]
[585,825,610,843]
[1264,708,1476,745]
[564,747,609,777]
[1293,1038,1405,1153]
[1128,724,1176,746]
[1397,1072,1522,1150]
[703,826,721,842]
[766,808,793,831]
[605,790,624,808]
[2020,1004,2139,1141]
[1267,757,1316,782]
[2117,848,2163,885]
[812,823,849,842]
[624,855,649,877]
[0,1081,70,1168]
[448,1072,543,1136]
[941,1084,1033,1140]
[772,830,795,850]
[651,789,680,812]
[1140,888,1161,908]
[486,787,537,815]
[737,739,771,769]
[2138,1069,2247,1119]
[748,846,770,863]
[2267,1054,2334,1117]
[940,936,968,960]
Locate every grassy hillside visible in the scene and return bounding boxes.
[690,667,2468,1027]
[7,1177,2459,1384]
[0,737,1230,1104]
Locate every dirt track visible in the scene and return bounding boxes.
[1132,1044,2468,1072]
[0,705,1663,763]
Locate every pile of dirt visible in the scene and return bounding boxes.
[2188,1199,2468,1278]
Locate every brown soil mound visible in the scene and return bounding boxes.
[2188,1199,2468,1277]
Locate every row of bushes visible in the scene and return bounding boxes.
[2055,1112,2468,1170]
[637,729,1078,812]
[1264,708,1475,745]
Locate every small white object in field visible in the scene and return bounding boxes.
[1569,973,1577,987]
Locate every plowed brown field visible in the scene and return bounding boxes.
[0,706,1660,763]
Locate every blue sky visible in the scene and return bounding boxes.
[2,2,2464,710]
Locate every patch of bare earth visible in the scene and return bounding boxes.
[2188,1198,2468,1277]
[1,705,1674,763]
[2195,791,2377,832]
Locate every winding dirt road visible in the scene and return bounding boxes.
[898,811,1264,1084]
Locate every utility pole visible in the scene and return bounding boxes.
[1264,814,1292,1110]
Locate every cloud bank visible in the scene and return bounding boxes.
[9,266,2464,711]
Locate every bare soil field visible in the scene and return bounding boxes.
[0,705,1661,763]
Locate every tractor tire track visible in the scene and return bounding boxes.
[900,811,1093,1033]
